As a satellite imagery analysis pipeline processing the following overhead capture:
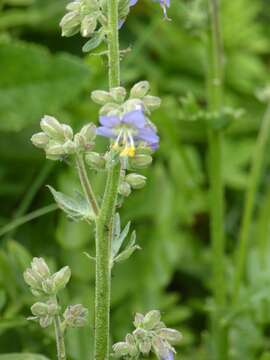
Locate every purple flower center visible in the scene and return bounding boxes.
[96,110,159,157]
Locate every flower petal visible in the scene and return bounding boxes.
[99,115,120,128]
[136,127,159,145]
[161,351,174,360]
[130,0,138,6]
[118,19,125,29]
[96,126,115,138]
[122,110,147,128]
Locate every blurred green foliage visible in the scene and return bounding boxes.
[0,0,270,359]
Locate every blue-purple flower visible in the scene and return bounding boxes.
[162,351,174,360]
[96,110,159,157]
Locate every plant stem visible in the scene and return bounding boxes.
[232,104,270,303]
[54,314,66,360]
[76,154,99,216]
[94,162,121,360]
[107,0,120,88]
[93,0,121,358]
[207,0,228,358]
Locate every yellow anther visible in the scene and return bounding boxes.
[120,146,135,157]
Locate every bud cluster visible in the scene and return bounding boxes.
[60,0,104,38]
[24,257,71,297]
[31,115,96,161]
[91,81,161,117]
[60,0,134,52]
[112,310,182,359]
[24,258,88,331]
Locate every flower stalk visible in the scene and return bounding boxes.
[75,154,99,216]
[54,312,67,360]
[207,0,228,358]
[93,0,121,357]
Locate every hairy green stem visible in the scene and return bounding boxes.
[54,314,66,360]
[107,0,120,88]
[207,0,228,358]
[94,163,121,360]
[76,154,99,216]
[93,0,121,357]
[232,104,270,303]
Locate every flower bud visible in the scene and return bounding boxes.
[46,144,65,156]
[64,304,88,327]
[123,99,144,113]
[143,310,161,330]
[126,173,146,189]
[81,14,97,37]
[143,95,161,111]
[118,181,131,197]
[134,313,144,328]
[23,269,42,290]
[40,115,65,141]
[60,11,81,37]
[133,328,148,339]
[80,123,96,143]
[63,140,77,154]
[125,334,138,357]
[74,134,85,149]
[39,315,53,328]
[157,328,182,343]
[31,302,49,317]
[66,1,81,11]
[85,152,106,169]
[31,288,44,297]
[62,124,74,140]
[52,266,71,293]
[75,123,96,150]
[130,81,150,99]
[42,277,55,295]
[112,342,130,357]
[100,102,120,115]
[47,302,60,316]
[110,87,127,103]
[31,258,50,279]
[138,339,151,355]
[130,154,152,169]
[91,90,113,105]
[152,336,171,360]
[31,132,49,149]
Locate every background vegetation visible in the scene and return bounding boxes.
[1,0,270,358]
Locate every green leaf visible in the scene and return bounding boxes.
[82,30,105,53]
[47,186,95,221]
[0,355,49,360]
[111,217,131,258]
[0,39,90,131]
[113,231,140,264]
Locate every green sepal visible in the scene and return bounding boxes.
[82,29,105,53]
